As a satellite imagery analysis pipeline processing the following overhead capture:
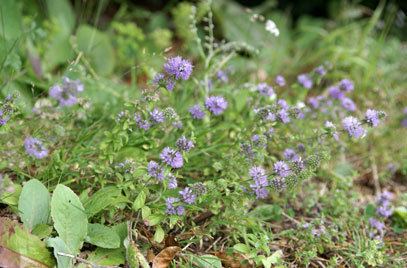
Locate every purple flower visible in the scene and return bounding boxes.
[217,70,228,83]
[160,147,183,168]
[377,205,392,218]
[189,104,205,120]
[149,108,165,124]
[277,99,289,109]
[249,166,269,199]
[24,137,48,159]
[314,65,326,76]
[341,97,356,112]
[277,109,290,123]
[257,83,275,97]
[297,74,313,89]
[339,79,354,92]
[147,161,164,180]
[176,136,195,152]
[365,109,382,127]
[49,77,84,107]
[166,197,184,215]
[167,173,178,189]
[153,73,165,85]
[205,96,228,115]
[273,161,291,178]
[328,86,344,100]
[164,56,193,80]
[179,187,196,204]
[342,116,366,138]
[0,109,10,126]
[308,97,320,109]
[134,114,151,130]
[275,75,286,86]
[249,166,268,185]
[283,148,299,161]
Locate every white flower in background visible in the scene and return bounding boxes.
[265,19,279,36]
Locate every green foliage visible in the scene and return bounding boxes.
[18,179,50,231]
[76,25,115,76]
[50,184,88,254]
[86,223,121,249]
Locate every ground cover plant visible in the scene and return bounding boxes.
[0,0,406,267]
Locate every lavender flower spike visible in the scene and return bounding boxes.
[164,56,193,80]
[342,116,366,139]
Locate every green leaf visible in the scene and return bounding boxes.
[47,237,73,268]
[87,248,125,266]
[141,206,151,219]
[51,184,88,253]
[153,225,165,243]
[32,224,53,240]
[261,250,283,268]
[0,0,22,40]
[190,254,222,268]
[18,179,50,231]
[145,214,163,226]
[86,224,121,249]
[46,0,75,34]
[233,243,251,254]
[132,190,146,211]
[0,217,55,267]
[249,204,282,221]
[76,25,115,76]
[83,186,124,218]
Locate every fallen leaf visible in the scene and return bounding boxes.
[213,251,253,268]
[0,246,49,268]
[152,246,181,268]
[147,249,155,262]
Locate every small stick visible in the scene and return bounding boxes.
[57,252,118,268]
[370,154,381,195]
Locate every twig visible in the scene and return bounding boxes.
[281,212,301,225]
[57,252,118,268]
[370,154,381,195]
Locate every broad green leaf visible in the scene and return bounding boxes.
[0,0,22,40]
[112,222,128,246]
[51,184,88,253]
[47,237,73,268]
[190,254,222,268]
[153,225,165,243]
[86,223,121,249]
[133,190,147,211]
[0,183,22,208]
[76,25,115,76]
[18,179,50,231]
[46,0,75,34]
[233,243,251,254]
[87,248,125,266]
[145,214,163,226]
[32,224,53,240]
[83,186,124,218]
[0,217,55,267]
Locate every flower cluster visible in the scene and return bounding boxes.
[369,191,393,240]
[257,83,275,97]
[24,137,48,159]
[115,159,136,174]
[205,96,228,116]
[0,95,14,126]
[154,56,193,91]
[49,77,84,107]
[297,73,313,89]
[249,166,269,199]
[134,107,169,131]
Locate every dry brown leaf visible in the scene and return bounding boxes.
[147,249,156,263]
[152,246,181,268]
[213,251,254,268]
[0,246,49,268]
